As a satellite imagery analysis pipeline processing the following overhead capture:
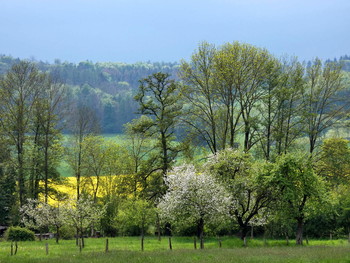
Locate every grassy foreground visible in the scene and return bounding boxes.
[0,236,349,263]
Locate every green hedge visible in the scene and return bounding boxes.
[5,226,35,241]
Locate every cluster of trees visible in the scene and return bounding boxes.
[0,61,66,224]
[1,41,350,246]
[158,139,350,245]
[122,42,350,245]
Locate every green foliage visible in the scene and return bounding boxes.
[5,226,35,241]
[271,153,324,217]
[133,72,182,199]
[270,152,326,244]
[117,199,156,236]
[303,59,349,153]
[206,149,273,239]
[318,138,350,184]
[58,225,76,240]
[0,164,16,226]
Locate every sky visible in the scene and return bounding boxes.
[1,0,349,64]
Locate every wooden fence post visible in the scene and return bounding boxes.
[194,237,197,249]
[105,238,109,253]
[168,237,172,250]
[45,243,49,255]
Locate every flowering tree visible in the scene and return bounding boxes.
[61,197,105,246]
[158,165,230,248]
[21,199,64,243]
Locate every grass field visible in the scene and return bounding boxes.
[1,236,349,263]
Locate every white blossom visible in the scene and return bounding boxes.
[158,164,231,232]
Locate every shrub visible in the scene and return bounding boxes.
[59,225,75,240]
[5,226,35,241]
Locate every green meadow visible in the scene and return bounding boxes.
[1,237,350,263]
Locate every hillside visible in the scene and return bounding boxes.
[0,55,179,133]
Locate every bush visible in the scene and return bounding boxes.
[59,225,76,240]
[5,226,35,241]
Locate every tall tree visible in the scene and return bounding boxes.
[257,57,305,159]
[273,58,305,155]
[0,61,43,206]
[124,116,156,194]
[179,42,221,153]
[225,42,274,151]
[134,72,182,198]
[303,59,349,154]
[255,57,282,159]
[67,104,99,200]
[213,44,242,149]
[29,74,65,202]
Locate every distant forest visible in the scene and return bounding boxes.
[0,54,349,133]
[0,55,179,133]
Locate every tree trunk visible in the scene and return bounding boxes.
[76,228,79,246]
[44,139,49,203]
[56,226,59,243]
[156,213,161,241]
[244,127,250,152]
[91,223,95,237]
[240,224,249,240]
[197,218,204,249]
[18,146,26,207]
[141,229,144,251]
[296,217,304,245]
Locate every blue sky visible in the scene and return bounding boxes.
[1,0,349,63]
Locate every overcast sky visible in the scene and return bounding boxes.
[1,0,349,63]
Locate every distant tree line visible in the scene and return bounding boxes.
[1,54,350,133]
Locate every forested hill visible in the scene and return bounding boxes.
[326,55,350,71]
[1,54,349,133]
[0,55,179,133]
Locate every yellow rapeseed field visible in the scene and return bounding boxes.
[43,175,133,206]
